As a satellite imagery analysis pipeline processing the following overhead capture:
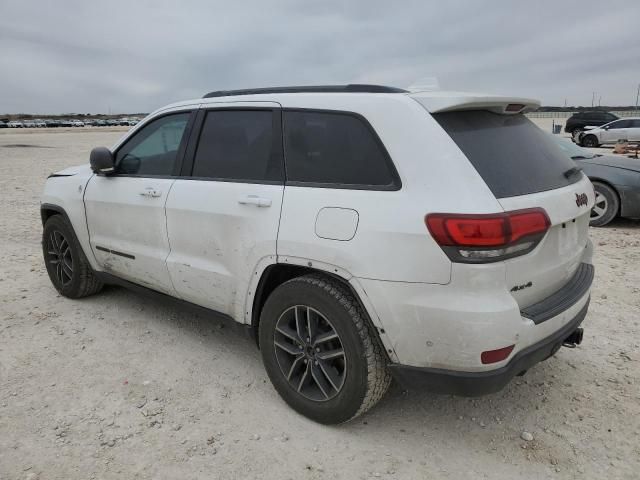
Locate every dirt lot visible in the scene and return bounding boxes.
[1,128,639,480]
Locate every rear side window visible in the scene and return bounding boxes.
[433,111,579,198]
[191,110,282,182]
[283,110,398,189]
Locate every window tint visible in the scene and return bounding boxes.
[608,119,631,129]
[283,111,397,188]
[116,113,190,176]
[192,110,281,182]
[433,111,578,198]
[629,119,640,128]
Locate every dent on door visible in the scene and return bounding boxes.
[315,207,359,241]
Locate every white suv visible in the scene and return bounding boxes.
[41,85,594,424]
[576,117,640,147]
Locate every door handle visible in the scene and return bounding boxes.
[139,188,162,198]
[238,195,272,207]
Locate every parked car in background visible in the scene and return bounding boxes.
[8,121,23,128]
[23,120,36,128]
[95,120,107,127]
[0,121,8,128]
[45,120,60,128]
[58,119,73,127]
[575,118,640,148]
[565,111,618,135]
[70,120,85,127]
[553,136,640,226]
[34,119,47,128]
[41,85,594,424]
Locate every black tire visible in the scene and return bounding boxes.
[42,215,103,298]
[590,182,619,227]
[259,274,391,424]
[570,126,583,136]
[581,134,600,148]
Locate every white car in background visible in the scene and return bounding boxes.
[575,117,640,147]
[41,85,594,424]
[70,120,85,127]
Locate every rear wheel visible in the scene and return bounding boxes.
[259,274,391,424]
[43,215,103,298]
[582,135,600,148]
[590,182,619,227]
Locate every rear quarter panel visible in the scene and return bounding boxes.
[276,95,504,284]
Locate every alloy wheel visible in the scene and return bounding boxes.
[591,191,608,221]
[46,230,73,286]
[273,305,347,401]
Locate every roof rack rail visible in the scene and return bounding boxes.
[202,84,407,99]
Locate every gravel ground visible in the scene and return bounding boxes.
[0,128,638,480]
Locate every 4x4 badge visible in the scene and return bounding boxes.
[575,193,588,207]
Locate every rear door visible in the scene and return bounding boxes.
[602,119,632,143]
[433,111,594,309]
[628,119,640,141]
[84,110,194,294]
[165,103,284,319]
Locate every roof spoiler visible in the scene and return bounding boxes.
[411,92,540,114]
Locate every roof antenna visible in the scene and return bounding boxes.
[407,76,440,93]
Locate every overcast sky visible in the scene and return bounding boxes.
[1,0,639,114]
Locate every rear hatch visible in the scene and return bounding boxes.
[431,110,593,309]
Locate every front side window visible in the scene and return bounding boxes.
[608,120,631,129]
[191,110,281,182]
[283,110,398,188]
[115,113,190,176]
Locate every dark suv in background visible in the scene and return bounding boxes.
[565,111,618,135]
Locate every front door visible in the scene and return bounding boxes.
[165,104,284,320]
[84,110,193,294]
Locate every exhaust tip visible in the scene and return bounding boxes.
[562,327,584,348]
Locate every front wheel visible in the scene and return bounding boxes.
[590,182,619,227]
[259,275,391,424]
[581,134,600,148]
[43,215,103,298]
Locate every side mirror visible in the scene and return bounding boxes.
[90,147,115,175]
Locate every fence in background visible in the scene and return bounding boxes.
[527,110,639,119]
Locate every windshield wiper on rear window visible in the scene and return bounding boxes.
[563,166,583,179]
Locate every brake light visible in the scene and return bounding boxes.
[505,103,525,112]
[425,208,550,263]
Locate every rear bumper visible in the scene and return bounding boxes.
[389,299,589,396]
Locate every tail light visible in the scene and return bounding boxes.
[425,208,550,263]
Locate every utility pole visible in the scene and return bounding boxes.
[598,96,601,107]
[636,83,639,111]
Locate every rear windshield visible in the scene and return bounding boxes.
[432,111,579,198]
